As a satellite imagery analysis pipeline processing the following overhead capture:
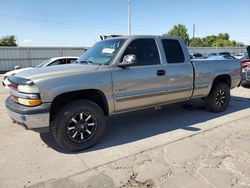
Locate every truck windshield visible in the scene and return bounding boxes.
[36,59,50,68]
[77,39,126,65]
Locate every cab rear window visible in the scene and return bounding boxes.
[162,39,185,64]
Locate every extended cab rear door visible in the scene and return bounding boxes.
[161,38,193,102]
[112,38,167,112]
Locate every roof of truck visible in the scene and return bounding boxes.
[103,35,181,41]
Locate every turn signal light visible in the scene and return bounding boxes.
[18,98,42,107]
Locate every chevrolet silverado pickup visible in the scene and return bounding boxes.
[5,36,241,151]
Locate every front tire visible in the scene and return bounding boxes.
[51,100,105,152]
[204,82,230,112]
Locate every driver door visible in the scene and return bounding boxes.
[112,38,167,112]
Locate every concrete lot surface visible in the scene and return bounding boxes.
[0,74,249,188]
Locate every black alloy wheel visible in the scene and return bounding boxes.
[67,112,97,143]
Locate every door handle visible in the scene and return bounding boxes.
[157,70,165,76]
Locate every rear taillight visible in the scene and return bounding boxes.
[241,59,250,66]
[242,62,248,69]
[241,59,250,74]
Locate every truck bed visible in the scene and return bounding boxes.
[191,59,241,98]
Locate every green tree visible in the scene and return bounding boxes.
[163,24,189,44]
[232,40,237,47]
[0,35,17,46]
[211,39,234,47]
[163,24,244,47]
[202,35,218,47]
[189,38,205,47]
[235,42,245,47]
[217,33,230,40]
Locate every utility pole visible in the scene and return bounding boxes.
[192,24,195,39]
[16,35,19,46]
[128,0,131,36]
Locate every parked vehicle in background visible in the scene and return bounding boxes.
[240,46,250,87]
[208,53,217,57]
[207,52,234,60]
[207,55,236,60]
[241,68,250,87]
[219,52,231,56]
[241,59,250,88]
[2,56,78,87]
[5,36,241,151]
[190,53,206,59]
[224,55,236,59]
[234,53,248,59]
[247,46,250,59]
[241,54,250,60]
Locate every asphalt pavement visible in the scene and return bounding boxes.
[0,74,249,188]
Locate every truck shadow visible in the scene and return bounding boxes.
[40,96,250,154]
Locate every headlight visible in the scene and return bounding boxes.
[18,84,39,93]
[10,83,41,107]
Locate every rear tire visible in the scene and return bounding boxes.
[50,100,105,152]
[204,82,230,112]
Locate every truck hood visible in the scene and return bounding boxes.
[15,64,100,81]
[4,67,33,77]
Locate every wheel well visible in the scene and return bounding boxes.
[50,89,109,121]
[212,74,231,88]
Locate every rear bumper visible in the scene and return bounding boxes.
[5,97,51,131]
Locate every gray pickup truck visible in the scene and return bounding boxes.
[5,36,241,151]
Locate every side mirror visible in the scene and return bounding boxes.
[14,65,21,70]
[118,54,136,68]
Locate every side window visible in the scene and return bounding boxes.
[162,39,185,64]
[68,59,76,64]
[123,39,160,66]
[49,59,67,66]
